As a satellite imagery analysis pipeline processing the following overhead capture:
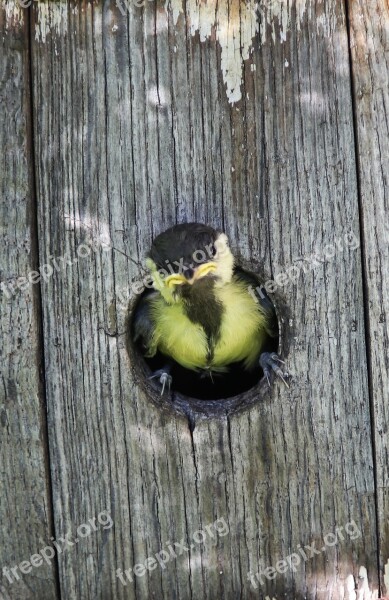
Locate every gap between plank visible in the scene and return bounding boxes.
[27,5,62,599]
[343,0,382,595]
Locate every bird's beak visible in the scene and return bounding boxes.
[188,262,217,283]
[165,262,217,287]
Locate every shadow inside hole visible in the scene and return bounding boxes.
[129,268,280,402]
[141,342,278,400]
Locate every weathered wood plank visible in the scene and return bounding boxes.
[348,0,389,595]
[31,0,378,598]
[0,3,58,599]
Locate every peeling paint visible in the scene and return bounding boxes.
[343,574,357,600]
[357,566,379,599]
[170,0,181,27]
[166,0,259,104]
[34,1,68,43]
[218,0,258,103]
[340,568,381,600]
[164,0,342,104]
[259,0,300,45]
[384,559,389,596]
[2,0,23,30]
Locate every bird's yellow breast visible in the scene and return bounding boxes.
[148,280,267,371]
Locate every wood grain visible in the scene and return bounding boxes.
[29,0,379,598]
[348,0,389,595]
[0,3,58,599]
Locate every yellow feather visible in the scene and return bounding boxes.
[148,278,268,371]
[213,281,267,369]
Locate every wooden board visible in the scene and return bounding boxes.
[348,0,389,595]
[0,3,58,599]
[29,0,379,598]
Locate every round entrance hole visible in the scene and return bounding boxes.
[126,261,290,419]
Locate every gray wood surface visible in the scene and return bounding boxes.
[0,0,386,598]
[348,0,389,595]
[29,0,379,598]
[0,3,58,600]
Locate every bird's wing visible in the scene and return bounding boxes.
[233,266,278,338]
[132,290,159,356]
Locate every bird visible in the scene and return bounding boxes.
[132,223,289,395]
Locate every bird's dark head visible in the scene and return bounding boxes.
[146,223,234,302]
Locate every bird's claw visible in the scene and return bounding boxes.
[259,352,290,388]
[149,369,172,396]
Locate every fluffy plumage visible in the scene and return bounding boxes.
[133,223,277,374]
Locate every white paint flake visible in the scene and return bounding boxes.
[3,0,23,30]
[29,0,340,104]
[34,1,68,43]
[164,0,345,104]
[217,0,257,103]
[342,574,357,600]
[163,0,316,105]
[165,0,258,104]
[340,567,380,600]
[171,0,182,26]
[357,566,379,599]
[384,558,389,596]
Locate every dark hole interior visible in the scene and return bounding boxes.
[139,339,279,400]
[129,270,280,401]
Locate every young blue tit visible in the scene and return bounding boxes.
[133,223,288,395]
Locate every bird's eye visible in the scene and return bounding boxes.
[210,244,217,257]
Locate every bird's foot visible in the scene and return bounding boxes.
[259,352,290,388]
[149,368,172,396]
